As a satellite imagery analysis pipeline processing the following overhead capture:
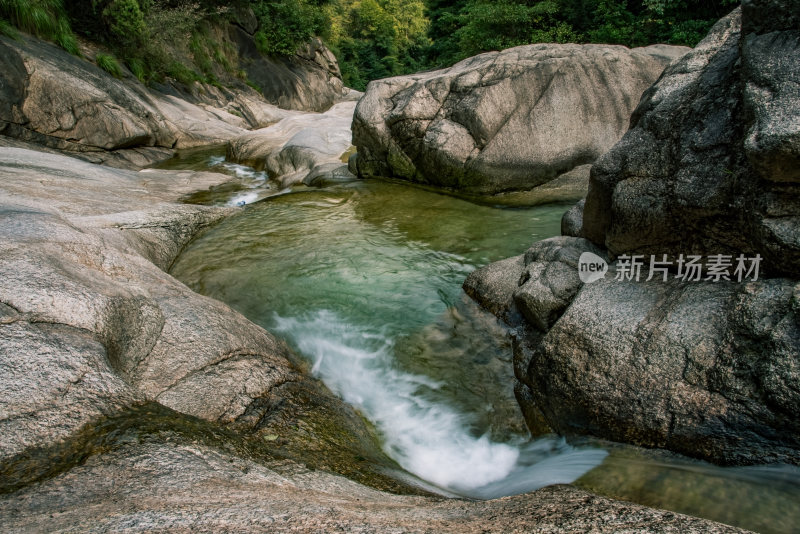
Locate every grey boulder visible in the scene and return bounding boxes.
[467,6,800,467]
[351,43,688,196]
[581,5,800,277]
[227,101,357,187]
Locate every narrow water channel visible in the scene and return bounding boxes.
[166,149,800,533]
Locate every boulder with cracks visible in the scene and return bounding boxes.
[351,43,688,197]
[465,5,800,467]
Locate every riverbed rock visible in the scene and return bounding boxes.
[0,437,745,533]
[228,101,357,187]
[522,273,800,466]
[351,43,689,196]
[466,6,800,467]
[0,147,410,492]
[561,198,585,236]
[463,255,526,326]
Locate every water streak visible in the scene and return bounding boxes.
[273,309,606,497]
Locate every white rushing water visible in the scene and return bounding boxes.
[203,155,277,207]
[274,310,608,499]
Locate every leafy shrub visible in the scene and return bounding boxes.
[94,53,122,78]
[168,60,202,86]
[245,79,263,93]
[96,52,123,77]
[127,57,146,82]
[253,0,325,55]
[0,16,18,37]
[101,0,146,49]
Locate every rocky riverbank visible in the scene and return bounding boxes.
[0,6,784,531]
[465,2,800,467]
[0,26,350,171]
[0,145,748,532]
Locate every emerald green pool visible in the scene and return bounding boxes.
[168,152,799,533]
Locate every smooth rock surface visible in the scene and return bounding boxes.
[0,148,401,486]
[0,36,174,153]
[351,43,688,195]
[228,100,357,187]
[0,439,746,533]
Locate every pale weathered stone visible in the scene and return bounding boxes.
[0,439,745,533]
[352,43,688,195]
[228,101,356,187]
[0,148,390,475]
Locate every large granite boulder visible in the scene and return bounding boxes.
[581,2,800,277]
[0,36,174,153]
[351,43,688,196]
[0,34,256,168]
[465,5,800,466]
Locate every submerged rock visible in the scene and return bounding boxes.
[351,42,688,197]
[465,5,800,466]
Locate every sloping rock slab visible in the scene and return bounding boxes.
[0,438,745,533]
[0,148,399,487]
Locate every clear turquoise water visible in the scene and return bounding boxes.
[168,153,800,532]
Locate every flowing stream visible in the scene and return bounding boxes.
[166,149,800,533]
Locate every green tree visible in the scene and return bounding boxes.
[325,0,430,90]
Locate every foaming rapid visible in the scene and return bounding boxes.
[206,155,278,206]
[208,155,268,180]
[273,310,607,498]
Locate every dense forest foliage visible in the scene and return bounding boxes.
[1,0,737,90]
